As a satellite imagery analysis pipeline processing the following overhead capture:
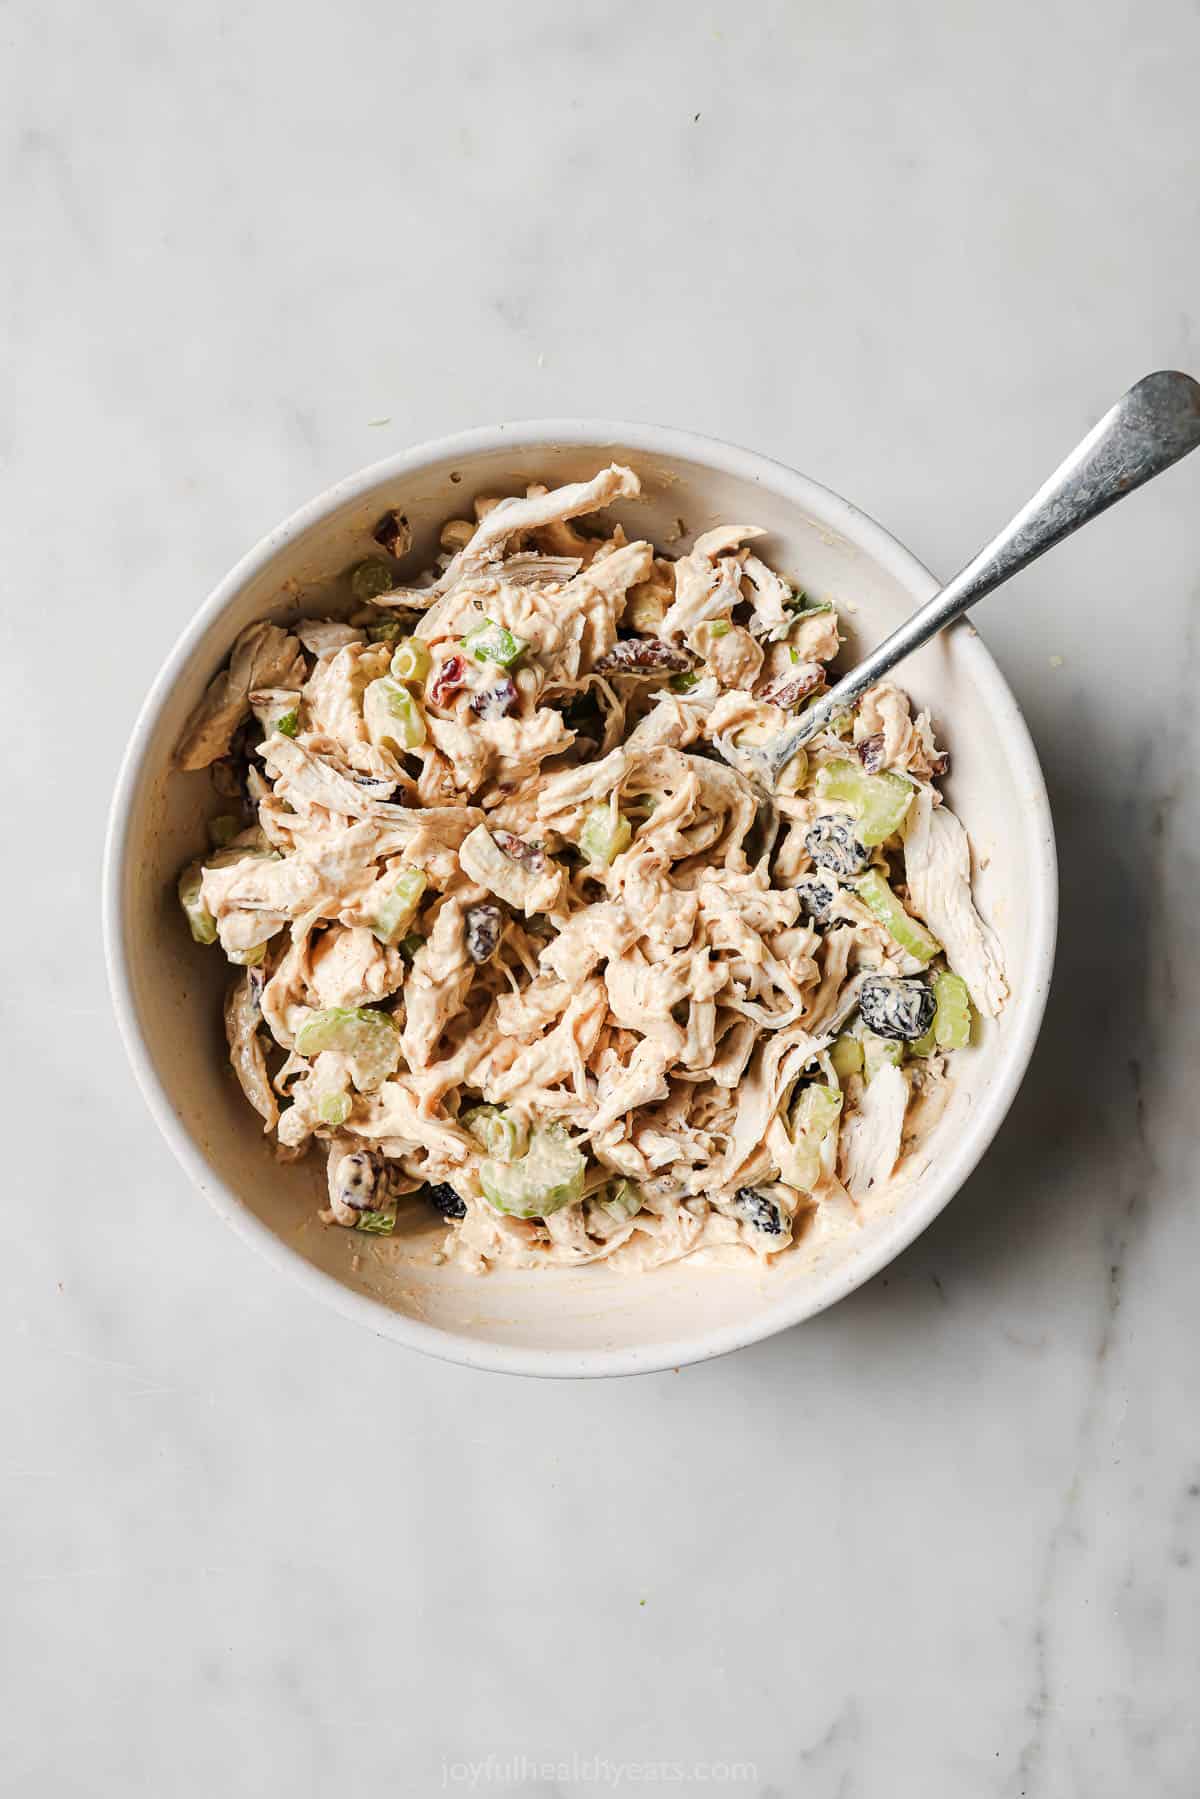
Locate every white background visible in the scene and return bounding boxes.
[4,4,1200,1795]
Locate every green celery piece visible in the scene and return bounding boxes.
[814,759,914,845]
[669,670,699,693]
[367,618,404,642]
[364,677,426,750]
[791,600,834,620]
[600,1178,643,1223]
[353,1207,397,1234]
[908,1026,937,1058]
[480,1124,585,1219]
[792,1083,842,1142]
[579,805,632,866]
[177,862,217,945]
[349,559,396,601]
[862,1030,905,1080]
[318,1092,352,1127]
[389,637,432,684]
[399,932,426,961]
[462,1104,527,1162]
[786,1142,822,1191]
[787,1083,843,1191]
[709,620,731,639]
[227,942,267,967]
[205,836,276,870]
[829,1034,864,1081]
[275,708,299,738]
[463,618,526,668]
[856,868,941,962]
[370,866,427,945]
[933,970,972,1050]
[295,1006,401,1091]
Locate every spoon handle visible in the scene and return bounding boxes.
[798,369,1200,740]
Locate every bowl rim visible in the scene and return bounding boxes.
[102,417,1057,1379]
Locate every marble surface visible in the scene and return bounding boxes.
[4,2,1200,1793]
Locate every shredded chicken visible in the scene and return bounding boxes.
[902,787,1008,1016]
[177,622,307,770]
[173,463,1007,1274]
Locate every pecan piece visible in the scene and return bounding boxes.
[593,638,692,676]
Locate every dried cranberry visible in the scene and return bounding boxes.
[732,1187,786,1235]
[469,678,517,720]
[464,903,503,963]
[428,654,468,708]
[804,816,869,877]
[794,874,836,926]
[492,829,546,872]
[594,638,692,675]
[335,1150,389,1213]
[372,510,411,556]
[858,732,886,773]
[425,1182,467,1220]
[859,976,936,1042]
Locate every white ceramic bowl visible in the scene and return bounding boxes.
[104,421,1056,1378]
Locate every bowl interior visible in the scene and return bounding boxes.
[109,429,1054,1375]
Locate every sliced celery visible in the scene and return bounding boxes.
[933,970,972,1050]
[227,942,267,967]
[908,1026,937,1059]
[389,638,432,684]
[295,1006,401,1091]
[814,760,914,845]
[363,677,427,751]
[788,1083,842,1190]
[177,863,217,945]
[829,1034,864,1082]
[855,869,941,963]
[205,836,276,870]
[709,620,731,639]
[600,1178,644,1223]
[480,1124,585,1218]
[793,1083,843,1141]
[367,618,404,642]
[463,618,527,668]
[669,670,699,693]
[579,805,632,865]
[275,708,299,738]
[462,1104,527,1162]
[318,1092,352,1126]
[353,1207,397,1234]
[370,866,427,945]
[349,559,396,601]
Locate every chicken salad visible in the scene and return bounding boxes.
[173,463,1007,1273]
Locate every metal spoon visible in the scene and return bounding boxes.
[779,369,1200,752]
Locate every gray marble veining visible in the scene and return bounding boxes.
[3,1,1199,1794]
